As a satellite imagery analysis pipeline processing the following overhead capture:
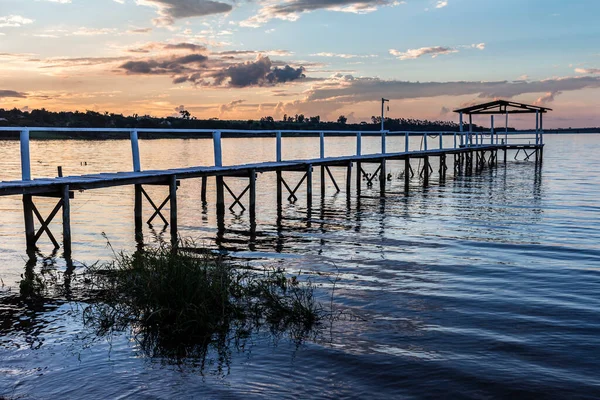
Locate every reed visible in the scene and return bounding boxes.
[83,240,322,358]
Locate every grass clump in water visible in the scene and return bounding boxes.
[83,240,322,359]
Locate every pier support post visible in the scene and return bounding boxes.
[249,169,256,223]
[380,160,386,196]
[356,161,362,197]
[320,166,326,197]
[62,185,71,257]
[216,176,225,216]
[23,195,35,251]
[276,170,283,211]
[169,175,178,246]
[346,162,352,202]
[423,156,430,187]
[404,157,410,193]
[134,184,143,243]
[440,154,447,181]
[503,149,507,164]
[201,176,207,204]
[306,164,313,212]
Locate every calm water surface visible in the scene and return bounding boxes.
[1,134,600,399]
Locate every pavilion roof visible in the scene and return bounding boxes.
[454,100,552,115]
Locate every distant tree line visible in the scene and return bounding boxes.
[0,107,503,134]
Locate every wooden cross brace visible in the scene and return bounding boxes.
[360,165,381,187]
[419,162,433,179]
[280,171,308,202]
[140,186,176,226]
[522,150,536,161]
[31,199,63,248]
[324,166,341,193]
[223,180,251,211]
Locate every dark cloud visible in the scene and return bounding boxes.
[120,53,208,75]
[164,42,207,52]
[209,56,305,87]
[0,90,27,99]
[122,52,306,87]
[270,0,390,15]
[305,75,600,103]
[141,0,233,26]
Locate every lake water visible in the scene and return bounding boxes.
[1,134,600,399]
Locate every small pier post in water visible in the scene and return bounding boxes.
[213,131,225,217]
[249,169,257,223]
[62,185,72,257]
[134,184,143,243]
[201,176,207,203]
[23,194,35,251]
[423,156,430,186]
[306,164,313,211]
[346,162,352,202]
[404,157,410,193]
[380,159,386,196]
[169,175,177,246]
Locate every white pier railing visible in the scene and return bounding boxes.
[0,127,542,181]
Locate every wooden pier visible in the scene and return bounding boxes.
[0,100,550,256]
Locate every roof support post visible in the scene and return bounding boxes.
[540,112,544,145]
[505,112,509,145]
[535,110,539,145]
[491,115,495,145]
[469,114,473,147]
[459,112,464,146]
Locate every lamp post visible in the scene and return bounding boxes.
[381,98,389,132]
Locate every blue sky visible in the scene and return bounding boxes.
[0,0,599,127]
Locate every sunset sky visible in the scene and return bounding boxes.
[0,0,599,128]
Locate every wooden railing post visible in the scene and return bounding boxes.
[213,131,222,167]
[356,131,362,156]
[320,131,325,159]
[20,128,31,181]
[423,133,428,151]
[130,129,141,172]
[276,131,282,162]
[381,131,386,154]
[439,132,443,150]
[405,131,409,152]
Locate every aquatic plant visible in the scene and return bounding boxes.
[82,240,322,360]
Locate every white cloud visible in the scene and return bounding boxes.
[390,43,485,60]
[241,0,404,28]
[575,67,600,75]
[0,15,34,28]
[389,46,457,60]
[72,27,118,36]
[311,52,377,59]
[40,0,72,3]
[435,1,448,8]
